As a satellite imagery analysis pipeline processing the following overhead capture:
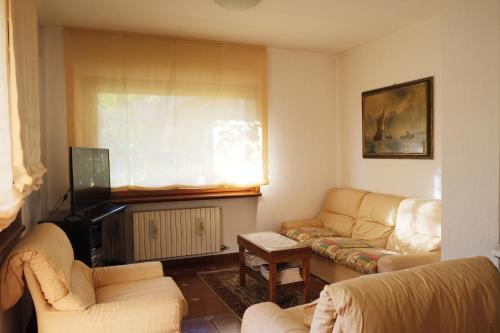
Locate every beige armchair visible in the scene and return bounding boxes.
[1,223,187,333]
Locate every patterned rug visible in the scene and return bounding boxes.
[198,267,321,318]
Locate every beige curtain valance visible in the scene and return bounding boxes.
[65,28,268,190]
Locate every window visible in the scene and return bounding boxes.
[65,29,268,200]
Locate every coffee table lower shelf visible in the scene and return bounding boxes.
[244,265,305,292]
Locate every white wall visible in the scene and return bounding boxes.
[441,0,499,264]
[40,27,69,212]
[257,48,337,231]
[40,30,337,253]
[336,17,442,198]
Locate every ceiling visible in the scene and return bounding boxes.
[38,0,440,54]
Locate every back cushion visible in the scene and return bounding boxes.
[386,199,441,254]
[321,188,368,237]
[319,212,354,237]
[325,257,499,333]
[352,193,404,248]
[51,260,96,310]
[21,223,74,303]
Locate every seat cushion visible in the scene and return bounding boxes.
[333,248,399,274]
[284,227,336,243]
[52,260,95,310]
[386,199,441,254]
[310,237,374,258]
[95,276,188,316]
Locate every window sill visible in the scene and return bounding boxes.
[111,187,261,204]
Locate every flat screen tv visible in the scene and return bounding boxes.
[69,147,111,214]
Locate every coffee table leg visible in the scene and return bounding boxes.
[269,263,277,303]
[302,258,310,303]
[239,245,246,286]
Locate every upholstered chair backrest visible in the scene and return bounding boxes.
[1,223,95,312]
[386,198,441,254]
[311,257,499,333]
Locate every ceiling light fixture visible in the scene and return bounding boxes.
[214,0,262,11]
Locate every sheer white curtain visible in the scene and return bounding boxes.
[0,0,22,230]
[0,0,46,231]
[8,0,46,195]
[65,29,268,190]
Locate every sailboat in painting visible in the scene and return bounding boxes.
[373,107,392,141]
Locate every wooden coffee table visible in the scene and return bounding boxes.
[237,231,312,303]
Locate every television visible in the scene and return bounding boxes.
[69,147,111,214]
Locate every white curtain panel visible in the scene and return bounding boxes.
[8,0,46,195]
[65,29,268,190]
[0,0,46,230]
[0,0,22,230]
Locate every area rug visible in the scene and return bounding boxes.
[198,267,321,318]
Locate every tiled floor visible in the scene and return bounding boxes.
[163,254,327,333]
[163,255,242,333]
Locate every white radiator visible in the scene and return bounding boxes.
[132,207,222,261]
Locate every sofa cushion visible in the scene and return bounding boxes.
[284,227,336,244]
[281,218,322,232]
[310,237,373,258]
[319,212,355,237]
[52,260,96,310]
[96,276,188,317]
[333,248,399,274]
[322,188,369,217]
[352,193,405,248]
[386,199,441,254]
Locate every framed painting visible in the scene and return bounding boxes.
[362,77,433,159]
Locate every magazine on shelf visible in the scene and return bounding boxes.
[244,252,268,270]
[260,263,303,284]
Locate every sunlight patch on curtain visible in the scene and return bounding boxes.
[65,29,268,190]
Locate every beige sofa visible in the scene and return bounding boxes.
[241,256,500,333]
[0,223,188,333]
[281,188,441,282]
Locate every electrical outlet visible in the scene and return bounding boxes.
[195,217,205,235]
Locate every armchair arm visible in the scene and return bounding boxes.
[281,218,322,232]
[378,252,441,273]
[92,261,164,288]
[41,295,183,333]
[241,302,309,333]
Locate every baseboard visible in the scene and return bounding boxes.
[162,252,238,267]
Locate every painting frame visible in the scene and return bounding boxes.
[362,77,433,159]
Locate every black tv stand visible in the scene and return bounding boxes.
[41,203,127,267]
[75,203,127,223]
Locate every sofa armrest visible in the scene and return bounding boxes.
[378,252,441,273]
[241,302,309,333]
[281,218,322,232]
[92,261,164,288]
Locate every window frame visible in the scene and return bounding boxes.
[111,186,261,204]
